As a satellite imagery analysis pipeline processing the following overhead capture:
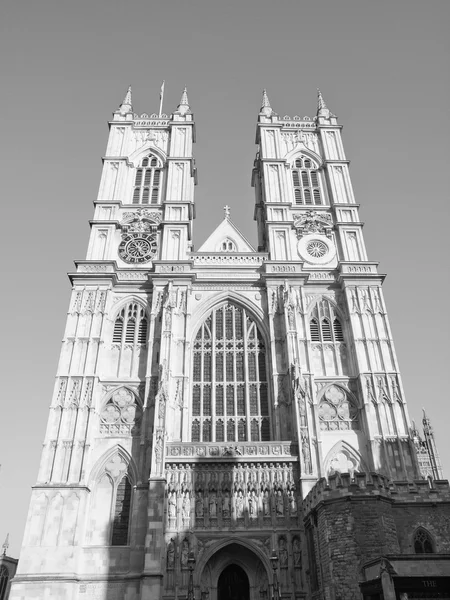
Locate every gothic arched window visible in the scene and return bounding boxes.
[89,458,134,547]
[414,528,434,554]
[111,476,133,545]
[192,303,270,442]
[132,154,163,205]
[0,566,8,600]
[111,301,148,378]
[113,303,148,348]
[309,299,344,343]
[291,156,323,206]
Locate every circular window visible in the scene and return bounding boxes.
[306,240,328,258]
[297,234,336,265]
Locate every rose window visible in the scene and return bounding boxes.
[306,240,328,258]
[100,388,142,435]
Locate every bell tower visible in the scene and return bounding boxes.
[252,89,420,490]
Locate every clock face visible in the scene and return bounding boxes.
[118,232,158,264]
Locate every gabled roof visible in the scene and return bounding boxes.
[197,215,256,253]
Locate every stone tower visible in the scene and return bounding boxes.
[10,88,447,600]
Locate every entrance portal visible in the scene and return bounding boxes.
[217,564,250,600]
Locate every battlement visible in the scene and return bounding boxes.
[302,472,450,515]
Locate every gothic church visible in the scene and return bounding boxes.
[8,88,450,600]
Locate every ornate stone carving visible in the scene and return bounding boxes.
[293,210,333,239]
[100,387,141,435]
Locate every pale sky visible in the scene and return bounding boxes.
[0,0,449,556]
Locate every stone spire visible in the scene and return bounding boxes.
[2,533,9,555]
[260,89,274,117]
[176,87,191,115]
[118,85,133,115]
[316,88,335,119]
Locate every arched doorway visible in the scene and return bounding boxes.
[218,564,249,600]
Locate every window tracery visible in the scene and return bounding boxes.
[192,303,270,442]
[132,154,163,205]
[413,528,434,554]
[100,388,142,436]
[318,385,359,431]
[291,156,323,206]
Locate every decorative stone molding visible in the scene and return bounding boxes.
[165,442,298,460]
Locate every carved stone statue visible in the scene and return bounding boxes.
[279,537,288,568]
[293,537,301,567]
[276,490,284,516]
[235,490,244,518]
[181,538,189,569]
[168,491,177,518]
[195,492,204,518]
[289,490,297,516]
[167,538,175,569]
[249,491,258,519]
[182,492,191,519]
[209,492,217,518]
[222,491,230,517]
[262,490,271,516]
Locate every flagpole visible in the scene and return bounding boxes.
[159,80,165,117]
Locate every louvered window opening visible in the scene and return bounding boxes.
[113,303,148,347]
[309,300,344,343]
[111,476,132,546]
[292,157,323,206]
[0,566,8,600]
[192,303,270,443]
[132,155,163,205]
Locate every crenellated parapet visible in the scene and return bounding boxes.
[303,472,450,515]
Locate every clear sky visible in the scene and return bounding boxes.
[0,0,449,556]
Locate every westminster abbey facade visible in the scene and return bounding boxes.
[8,88,450,600]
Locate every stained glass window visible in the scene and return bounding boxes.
[191,303,270,442]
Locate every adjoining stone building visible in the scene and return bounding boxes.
[9,87,450,600]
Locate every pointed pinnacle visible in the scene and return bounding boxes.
[176,87,190,115]
[2,533,9,555]
[317,88,335,118]
[118,85,133,114]
[317,88,328,111]
[179,87,189,106]
[260,89,273,117]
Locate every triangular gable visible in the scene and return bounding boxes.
[197,218,256,253]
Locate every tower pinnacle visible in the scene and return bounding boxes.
[176,87,191,115]
[316,88,335,118]
[2,533,9,555]
[260,89,274,117]
[118,85,133,115]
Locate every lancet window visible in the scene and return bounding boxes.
[413,528,434,554]
[89,456,134,547]
[192,303,270,442]
[0,566,8,600]
[309,299,344,343]
[132,154,163,205]
[291,156,323,206]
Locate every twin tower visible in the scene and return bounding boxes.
[9,87,447,600]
